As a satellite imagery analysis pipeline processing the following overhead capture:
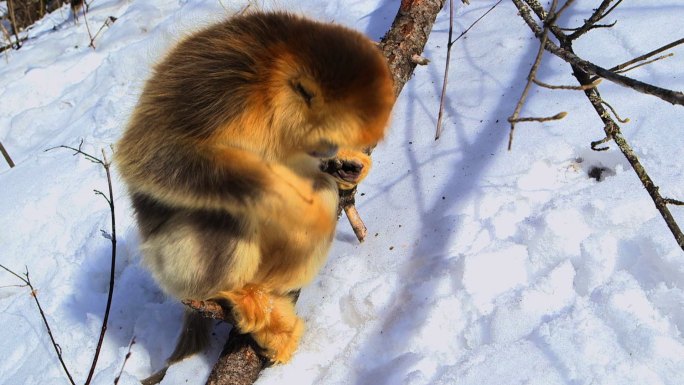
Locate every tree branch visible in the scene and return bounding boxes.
[511,0,684,251]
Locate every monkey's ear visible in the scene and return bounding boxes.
[290,80,314,107]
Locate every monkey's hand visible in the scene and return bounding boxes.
[320,149,372,190]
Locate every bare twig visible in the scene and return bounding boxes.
[600,100,629,123]
[0,141,15,168]
[435,0,455,141]
[89,16,117,48]
[567,0,622,40]
[614,54,674,74]
[0,264,76,385]
[45,143,118,385]
[436,0,502,140]
[604,38,684,75]
[533,77,601,90]
[84,148,117,385]
[451,0,503,44]
[514,1,684,107]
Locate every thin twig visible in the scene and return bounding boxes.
[604,38,684,75]
[435,0,454,141]
[436,0,503,140]
[567,0,621,41]
[515,1,684,106]
[45,143,118,385]
[533,77,601,90]
[451,0,503,44]
[614,53,674,74]
[84,149,117,385]
[82,3,95,49]
[89,16,117,48]
[601,100,629,123]
[0,264,76,385]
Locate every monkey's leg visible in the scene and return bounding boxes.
[217,284,304,363]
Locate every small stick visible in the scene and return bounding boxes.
[0,141,15,168]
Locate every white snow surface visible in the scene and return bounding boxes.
[1,1,684,384]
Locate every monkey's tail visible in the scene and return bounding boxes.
[141,310,213,385]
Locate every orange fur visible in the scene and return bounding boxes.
[115,11,393,373]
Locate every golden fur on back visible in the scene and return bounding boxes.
[115,10,393,373]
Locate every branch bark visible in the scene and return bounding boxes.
[202,1,447,383]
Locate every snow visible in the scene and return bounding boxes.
[1,0,684,384]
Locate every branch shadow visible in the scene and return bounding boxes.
[347,2,547,383]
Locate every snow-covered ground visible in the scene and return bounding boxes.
[1,1,683,384]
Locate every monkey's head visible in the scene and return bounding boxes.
[258,13,395,159]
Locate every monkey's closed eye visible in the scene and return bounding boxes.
[291,81,314,106]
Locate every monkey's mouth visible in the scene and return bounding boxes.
[321,158,364,183]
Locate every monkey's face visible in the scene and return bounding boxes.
[281,70,394,161]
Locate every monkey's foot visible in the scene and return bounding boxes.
[252,315,304,364]
[219,284,272,333]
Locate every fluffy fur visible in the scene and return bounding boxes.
[116,11,393,368]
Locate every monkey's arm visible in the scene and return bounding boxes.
[118,141,336,222]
